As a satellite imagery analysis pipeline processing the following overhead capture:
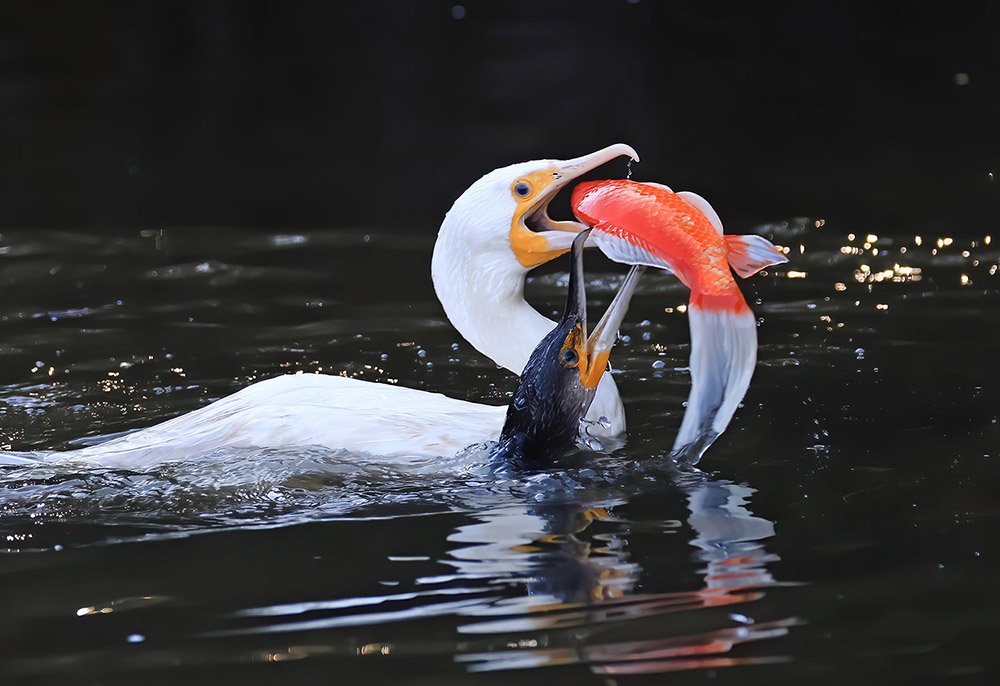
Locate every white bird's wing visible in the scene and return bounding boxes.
[43,375,509,469]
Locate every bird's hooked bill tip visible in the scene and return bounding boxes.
[599,142,640,163]
[558,144,639,175]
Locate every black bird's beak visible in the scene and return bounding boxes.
[564,230,645,418]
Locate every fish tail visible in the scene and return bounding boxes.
[671,293,756,464]
[724,235,788,278]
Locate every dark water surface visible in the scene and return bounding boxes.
[0,221,996,684]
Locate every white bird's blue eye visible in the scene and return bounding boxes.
[514,182,531,197]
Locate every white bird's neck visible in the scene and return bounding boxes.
[432,220,555,375]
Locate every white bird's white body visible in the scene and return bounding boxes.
[66,375,506,468]
[1,144,639,468]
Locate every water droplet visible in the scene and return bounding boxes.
[652,360,666,369]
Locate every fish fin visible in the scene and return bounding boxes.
[677,191,724,237]
[725,235,789,278]
[640,181,674,193]
[591,225,675,275]
[671,297,757,464]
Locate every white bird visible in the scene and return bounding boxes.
[0,144,639,468]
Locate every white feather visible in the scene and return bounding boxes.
[64,375,507,468]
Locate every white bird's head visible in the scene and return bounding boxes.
[436,143,640,272]
[432,144,639,373]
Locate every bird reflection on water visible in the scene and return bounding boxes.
[448,468,798,675]
[191,458,800,676]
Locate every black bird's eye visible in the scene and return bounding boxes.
[561,348,579,367]
[513,181,531,198]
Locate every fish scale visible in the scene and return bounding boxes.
[573,181,743,301]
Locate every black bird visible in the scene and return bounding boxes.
[495,230,644,466]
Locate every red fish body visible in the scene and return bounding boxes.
[570,179,787,462]
[572,180,784,312]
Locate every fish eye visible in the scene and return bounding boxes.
[560,348,579,367]
[512,181,532,198]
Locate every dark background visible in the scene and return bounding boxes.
[0,0,997,235]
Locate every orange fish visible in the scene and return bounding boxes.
[571,179,787,462]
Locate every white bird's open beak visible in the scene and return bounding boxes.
[531,143,641,236]
[510,143,639,267]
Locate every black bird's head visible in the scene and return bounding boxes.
[496,230,643,466]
